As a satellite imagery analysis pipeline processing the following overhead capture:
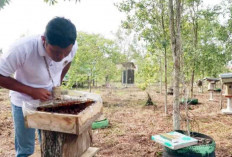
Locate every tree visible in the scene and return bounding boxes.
[137,53,159,90]
[182,4,231,80]
[0,0,80,10]
[187,0,200,98]
[0,0,10,10]
[168,0,182,130]
[160,0,169,114]
[67,32,125,88]
[116,0,172,114]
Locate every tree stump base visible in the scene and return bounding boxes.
[41,127,94,157]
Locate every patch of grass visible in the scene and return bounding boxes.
[114,91,128,96]
[155,151,163,157]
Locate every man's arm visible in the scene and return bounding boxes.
[60,62,71,84]
[0,75,51,101]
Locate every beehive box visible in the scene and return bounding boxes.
[225,83,232,96]
[208,82,215,91]
[220,73,232,84]
[23,93,103,135]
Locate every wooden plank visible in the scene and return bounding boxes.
[80,147,100,157]
[78,101,103,126]
[96,114,106,121]
[78,112,102,135]
[77,102,103,134]
[220,82,223,109]
[26,112,77,134]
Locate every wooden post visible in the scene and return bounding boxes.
[41,128,92,157]
[209,91,213,101]
[125,68,128,87]
[220,82,223,109]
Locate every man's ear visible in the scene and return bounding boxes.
[41,36,46,42]
[41,36,47,47]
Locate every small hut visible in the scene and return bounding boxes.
[121,62,136,85]
[204,77,220,101]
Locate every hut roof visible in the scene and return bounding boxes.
[219,73,232,79]
[203,77,220,82]
[121,62,136,69]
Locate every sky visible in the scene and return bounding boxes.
[0,0,222,52]
[0,0,125,51]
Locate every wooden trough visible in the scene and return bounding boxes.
[23,93,103,157]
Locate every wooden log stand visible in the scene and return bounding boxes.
[41,127,95,157]
[23,94,102,157]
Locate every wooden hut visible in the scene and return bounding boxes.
[121,62,136,85]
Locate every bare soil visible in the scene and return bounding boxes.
[0,86,232,157]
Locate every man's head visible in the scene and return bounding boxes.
[42,17,77,62]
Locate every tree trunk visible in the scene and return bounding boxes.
[160,58,163,94]
[88,76,92,93]
[41,128,92,157]
[92,79,95,87]
[190,1,199,99]
[145,91,154,106]
[161,0,168,115]
[105,75,109,86]
[190,63,195,98]
[126,68,128,87]
[169,0,182,130]
[164,47,168,115]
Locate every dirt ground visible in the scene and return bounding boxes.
[0,86,232,157]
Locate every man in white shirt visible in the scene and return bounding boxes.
[0,17,78,157]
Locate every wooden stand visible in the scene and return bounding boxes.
[209,91,214,101]
[208,83,216,101]
[222,96,232,114]
[41,128,94,157]
[221,83,232,114]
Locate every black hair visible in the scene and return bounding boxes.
[45,17,77,48]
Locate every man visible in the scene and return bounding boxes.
[0,17,78,157]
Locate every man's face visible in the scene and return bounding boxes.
[41,36,73,62]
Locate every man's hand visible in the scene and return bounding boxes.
[0,75,52,101]
[30,88,52,101]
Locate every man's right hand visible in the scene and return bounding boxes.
[30,88,52,101]
[0,75,52,101]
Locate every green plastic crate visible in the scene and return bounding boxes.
[181,98,198,105]
[92,119,109,129]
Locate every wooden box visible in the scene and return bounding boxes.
[221,78,232,84]
[225,83,232,96]
[220,73,232,84]
[208,82,215,91]
[23,99,103,135]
